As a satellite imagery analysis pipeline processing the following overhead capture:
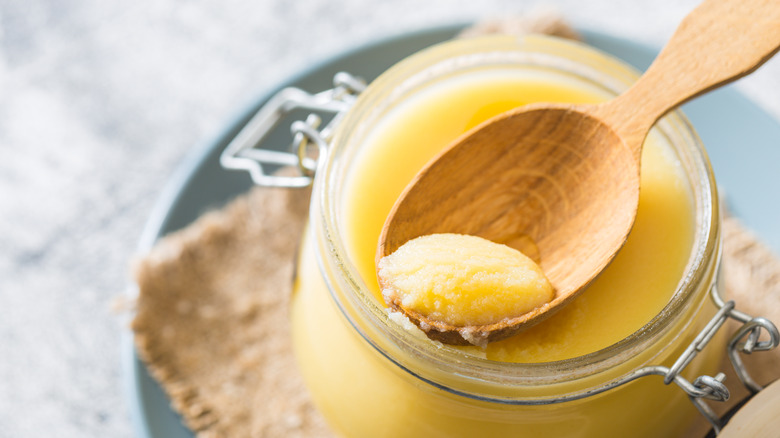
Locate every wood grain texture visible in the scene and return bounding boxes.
[379,107,641,344]
[379,0,780,345]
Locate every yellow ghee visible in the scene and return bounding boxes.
[291,36,722,438]
[344,69,693,362]
[378,233,554,330]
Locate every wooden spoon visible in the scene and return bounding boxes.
[377,0,780,345]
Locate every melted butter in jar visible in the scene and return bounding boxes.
[344,68,694,362]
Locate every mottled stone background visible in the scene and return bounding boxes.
[1,0,778,436]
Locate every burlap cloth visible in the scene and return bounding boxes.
[131,14,780,438]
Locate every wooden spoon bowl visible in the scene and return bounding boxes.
[378,107,640,344]
[378,0,780,345]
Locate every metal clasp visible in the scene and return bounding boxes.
[638,285,780,435]
[556,284,779,434]
[220,72,366,187]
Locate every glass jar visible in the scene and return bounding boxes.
[285,35,724,437]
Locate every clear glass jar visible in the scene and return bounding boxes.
[290,35,722,437]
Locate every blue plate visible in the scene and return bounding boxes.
[123,24,780,438]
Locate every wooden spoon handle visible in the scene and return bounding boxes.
[595,0,780,157]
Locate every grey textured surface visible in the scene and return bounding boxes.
[0,0,778,437]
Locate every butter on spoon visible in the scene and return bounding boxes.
[377,0,780,345]
[378,234,553,346]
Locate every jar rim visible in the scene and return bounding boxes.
[313,34,720,402]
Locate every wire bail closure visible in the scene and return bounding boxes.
[657,286,780,434]
[219,72,779,436]
[220,72,365,188]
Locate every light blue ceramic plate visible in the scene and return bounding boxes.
[123,24,780,438]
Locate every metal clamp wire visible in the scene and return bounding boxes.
[220,72,365,188]
[728,316,780,394]
[622,293,779,434]
[291,115,330,177]
[665,301,735,385]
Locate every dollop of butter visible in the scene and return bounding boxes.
[377,233,554,327]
